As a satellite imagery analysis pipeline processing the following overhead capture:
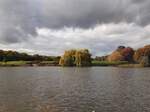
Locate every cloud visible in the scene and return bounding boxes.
[0,22,150,56]
[37,0,150,28]
[0,0,150,55]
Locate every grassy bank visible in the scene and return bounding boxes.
[92,61,129,66]
[118,64,144,68]
[37,61,59,66]
[0,60,144,67]
[0,61,33,66]
[0,61,59,67]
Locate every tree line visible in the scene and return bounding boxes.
[95,45,150,67]
[0,50,60,62]
[0,45,149,67]
[59,45,150,67]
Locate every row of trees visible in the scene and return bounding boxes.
[101,45,150,67]
[59,49,91,66]
[0,50,60,62]
[0,45,149,67]
[59,45,150,67]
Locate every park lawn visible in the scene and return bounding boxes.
[40,61,58,64]
[0,61,59,67]
[0,61,30,66]
[92,61,129,66]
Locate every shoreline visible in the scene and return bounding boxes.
[0,61,148,68]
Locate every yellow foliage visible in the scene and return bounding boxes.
[59,49,91,66]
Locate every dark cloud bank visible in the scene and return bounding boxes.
[0,0,150,56]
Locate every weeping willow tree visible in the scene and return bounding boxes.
[59,49,91,67]
[59,50,76,66]
[75,49,91,66]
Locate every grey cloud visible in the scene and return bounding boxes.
[0,0,150,55]
[25,23,150,56]
[38,0,150,28]
[0,22,149,56]
[0,0,39,43]
[1,0,150,31]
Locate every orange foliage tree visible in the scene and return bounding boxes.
[134,45,150,64]
[107,46,134,62]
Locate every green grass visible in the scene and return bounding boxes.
[0,60,129,67]
[92,61,129,66]
[40,61,58,64]
[0,61,30,66]
[38,61,59,66]
[118,64,144,68]
[0,61,59,67]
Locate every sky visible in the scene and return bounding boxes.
[0,0,150,56]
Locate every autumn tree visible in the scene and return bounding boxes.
[134,45,150,66]
[107,51,124,62]
[75,49,91,66]
[59,49,92,66]
[120,47,134,62]
[107,46,134,62]
[59,50,76,66]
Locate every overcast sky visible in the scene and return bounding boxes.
[0,0,150,56]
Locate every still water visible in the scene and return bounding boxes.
[0,67,150,112]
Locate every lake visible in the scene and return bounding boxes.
[0,67,150,112]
